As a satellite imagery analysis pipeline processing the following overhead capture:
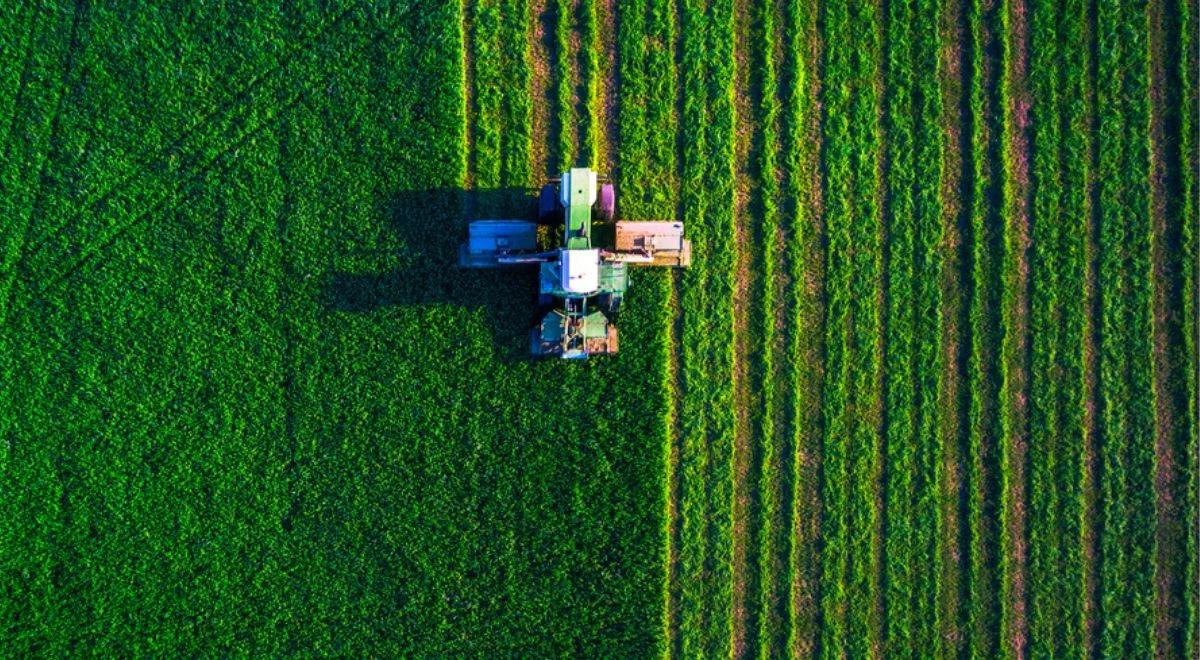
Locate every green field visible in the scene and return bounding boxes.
[1,0,1195,656]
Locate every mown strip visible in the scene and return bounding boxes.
[1095,0,1156,653]
[912,0,945,651]
[998,0,1032,652]
[882,0,920,649]
[678,0,737,655]
[782,1,825,655]
[1148,0,1195,653]
[964,0,1004,653]
[1055,1,1092,655]
[819,0,885,654]
[935,0,969,650]
[1179,2,1198,656]
[753,0,789,654]
[1027,0,1086,653]
[614,0,680,652]
[554,0,575,166]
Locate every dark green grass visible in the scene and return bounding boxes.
[1,3,665,654]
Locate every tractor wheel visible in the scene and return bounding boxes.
[596,183,616,221]
[537,184,562,225]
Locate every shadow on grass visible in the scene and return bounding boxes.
[321,186,544,361]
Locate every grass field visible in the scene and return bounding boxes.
[1,0,1195,656]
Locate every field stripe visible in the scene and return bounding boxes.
[1055,2,1094,655]
[753,0,790,655]
[998,0,1032,652]
[554,0,575,165]
[1147,0,1195,653]
[1096,0,1156,652]
[935,0,969,650]
[679,0,713,654]
[912,0,945,651]
[1179,2,1198,656]
[819,0,886,654]
[882,0,921,648]
[730,0,757,651]
[782,0,825,655]
[1081,0,1103,649]
[964,0,1004,652]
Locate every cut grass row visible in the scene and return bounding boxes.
[819,0,885,655]
[998,0,1032,652]
[1096,0,1156,653]
[677,0,737,656]
[751,0,788,654]
[614,1,681,653]
[1026,0,1088,654]
[782,0,824,654]
[965,0,1004,653]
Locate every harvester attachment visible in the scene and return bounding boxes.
[459,220,539,268]
[611,221,692,267]
[531,298,618,359]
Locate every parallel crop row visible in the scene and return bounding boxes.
[819,0,885,655]
[678,0,737,656]
[780,0,824,655]
[752,0,787,653]
[964,0,1003,653]
[1096,0,1156,653]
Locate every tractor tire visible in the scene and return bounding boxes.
[537,184,562,225]
[596,183,616,221]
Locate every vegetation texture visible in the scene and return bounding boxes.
[1,0,1194,656]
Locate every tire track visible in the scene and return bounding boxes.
[0,0,89,327]
[12,92,309,317]
[18,4,362,265]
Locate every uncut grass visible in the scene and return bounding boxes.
[1,3,666,654]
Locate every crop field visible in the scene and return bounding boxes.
[0,0,1195,656]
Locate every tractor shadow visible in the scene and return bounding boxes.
[321,187,543,361]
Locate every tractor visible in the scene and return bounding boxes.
[459,167,691,359]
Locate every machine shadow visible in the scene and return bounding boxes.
[321,187,543,361]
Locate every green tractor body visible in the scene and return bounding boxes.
[459,167,690,359]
